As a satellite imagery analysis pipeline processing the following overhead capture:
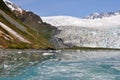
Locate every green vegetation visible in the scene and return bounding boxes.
[0,0,10,12]
[64,46,120,50]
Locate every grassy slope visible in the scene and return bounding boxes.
[0,0,53,49]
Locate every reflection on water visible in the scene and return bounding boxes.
[0,49,120,80]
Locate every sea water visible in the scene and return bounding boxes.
[0,49,120,80]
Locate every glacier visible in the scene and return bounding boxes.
[42,15,120,48]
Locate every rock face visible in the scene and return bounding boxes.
[14,10,42,24]
[42,14,120,49]
[13,10,43,30]
[4,0,42,29]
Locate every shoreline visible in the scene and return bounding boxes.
[1,47,120,51]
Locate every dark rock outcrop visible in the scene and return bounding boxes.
[14,10,43,26]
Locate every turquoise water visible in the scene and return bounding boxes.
[0,50,120,80]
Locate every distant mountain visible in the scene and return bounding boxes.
[42,14,120,49]
[0,0,54,49]
[84,10,120,19]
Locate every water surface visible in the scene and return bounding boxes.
[0,49,120,80]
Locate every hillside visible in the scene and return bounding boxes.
[4,0,58,41]
[0,0,53,49]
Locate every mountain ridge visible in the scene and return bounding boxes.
[0,0,54,49]
[84,10,120,19]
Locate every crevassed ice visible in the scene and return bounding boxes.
[42,15,120,48]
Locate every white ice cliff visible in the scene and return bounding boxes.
[42,15,120,48]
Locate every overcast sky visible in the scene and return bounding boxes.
[11,0,120,18]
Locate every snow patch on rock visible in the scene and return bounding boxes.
[3,0,23,13]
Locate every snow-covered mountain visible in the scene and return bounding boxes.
[3,0,23,13]
[42,13,120,49]
[85,10,120,19]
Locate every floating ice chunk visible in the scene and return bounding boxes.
[42,53,54,56]
[17,51,22,54]
[3,64,9,69]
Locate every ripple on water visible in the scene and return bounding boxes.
[0,50,120,80]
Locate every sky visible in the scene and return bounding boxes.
[11,0,120,18]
